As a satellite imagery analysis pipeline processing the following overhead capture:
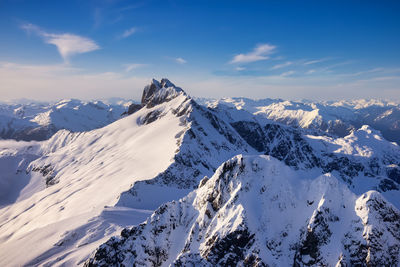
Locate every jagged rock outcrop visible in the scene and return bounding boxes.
[121,103,142,116]
[85,155,400,266]
[141,78,184,108]
[121,78,182,116]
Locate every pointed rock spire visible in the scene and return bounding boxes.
[141,78,185,108]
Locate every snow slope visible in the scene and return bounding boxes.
[0,87,188,266]
[86,155,400,266]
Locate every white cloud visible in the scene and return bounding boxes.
[303,58,330,65]
[280,70,295,77]
[21,23,99,63]
[44,34,99,62]
[271,61,293,70]
[342,68,383,77]
[305,61,354,75]
[235,67,246,71]
[306,69,316,75]
[230,43,276,64]
[120,27,137,38]
[124,63,146,72]
[175,57,187,64]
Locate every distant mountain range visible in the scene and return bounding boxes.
[199,96,400,145]
[0,79,399,266]
[0,99,133,141]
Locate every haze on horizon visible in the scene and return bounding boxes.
[0,0,399,102]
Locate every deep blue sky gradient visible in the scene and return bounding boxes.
[0,0,399,100]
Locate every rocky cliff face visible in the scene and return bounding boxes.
[141,78,185,108]
[85,155,400,266]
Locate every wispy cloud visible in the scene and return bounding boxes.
[175,57,187,64]
[305,61,354,75]
[342,68,383,77]
[303,58,330,65]
[230,43,276,64]
[306,69,316,75]
[21,23,99,63]
[124,63,146,72]
[280,70,295,77]
[120,27,137,39]
[271,61,293,70]
[235,66,246,71]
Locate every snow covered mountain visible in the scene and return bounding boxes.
[0,79,255,266]
[203,97,400,145]
[85,155,400,266]
[1,79,400,266]
[0,99,133,141]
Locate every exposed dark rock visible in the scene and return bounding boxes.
[121,103,142,116]
[141,78,184,108]
[202,229,255,265]
[31,164,57,186]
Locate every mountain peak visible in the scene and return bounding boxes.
[141,78,185,108]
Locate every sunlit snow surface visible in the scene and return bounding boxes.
[0,94,188,266]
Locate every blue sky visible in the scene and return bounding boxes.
[0,0,399,101]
